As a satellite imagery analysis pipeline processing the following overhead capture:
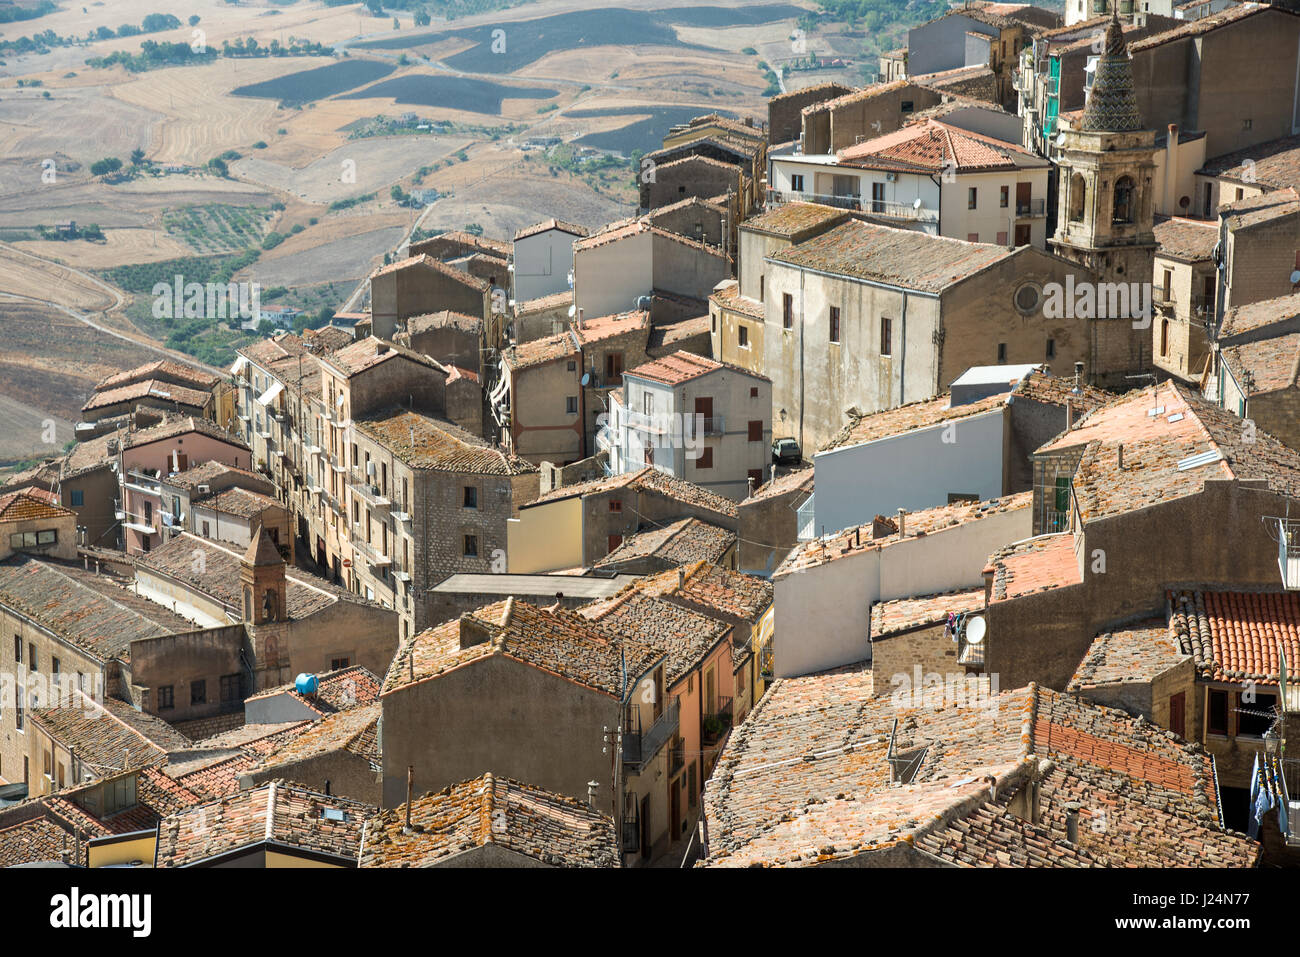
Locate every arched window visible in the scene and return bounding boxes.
[1113,175,1135,224]
[1068,173,1086,222]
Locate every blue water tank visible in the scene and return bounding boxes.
[295,673,319,695]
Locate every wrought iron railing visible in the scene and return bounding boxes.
[623,700,680,769]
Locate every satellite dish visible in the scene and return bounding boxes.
[1055,132,1067,147]
[964,615,986,645]
[568,305,576,317]
[913,197,923,210]
[580,372,591,386]
[1290,270,1300,285]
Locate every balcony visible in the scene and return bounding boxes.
[391,500,413,523]
[699,415,724,437]
[702,696,734,747]
[623,700,679,771]
[351,534,392,568]
[350,480,391,508]
[1015,198,1046,218]
[621,807,640,854]
[123,471,161,496]
[767,187,938,223]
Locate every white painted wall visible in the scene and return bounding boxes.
[513,229,578,303]
[811,407,1006,535]
[772,503,1031,677]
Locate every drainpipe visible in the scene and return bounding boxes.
[798,269,806,453]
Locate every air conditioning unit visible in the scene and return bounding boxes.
[366,460,376,477]
[885,172,897,182]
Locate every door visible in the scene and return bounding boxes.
[871,181,886,213]
[1015,181,1031,215]
[694,396,713,435]
[1169,692,1186,738]
[1014,224,1032,247]
[670,781,681,840]
[640,795,651,860]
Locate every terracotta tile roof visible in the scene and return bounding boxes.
[740,202,850,239]
[361,772,618,867]
[871,587,986,638]
[0,488,71,522]
[245,665,382,716]
[648,312,711,352]
[0,556,194,661]
[744,466,813,503]
[1198,132,1300,190]
[405,310,482,335]
[384,598,664,698]
[701,678,1253,867]
[96,360,220,393]
[168,723,315,799]
[1068,619,1189,690]
[1169,588,1300,684]
[369,253,491,291]
[353,407,535,475]
[1220,332,1300,393]
[324,336,447,378]
[1014,369,1113,412]
[515,290,572,315]
[525,465,739,518]
[31,691,192,776]
[1218,290,1300,341]
[197,486,282,520]
[822,390,1010,452]
[302,325,355,354]
[514,218,589,241]
[155,782,370,866]
[769,80,853,103]
[803,78,917,115]
[0,817,79,867]
[249,703,381,775]
[1039,381,1300,523]
[778,492,1032,576]
[837,120,1027,174]
[503,329,579,369]
[573,217,650,251]
[709,280,764,320]
[987,533,1081,602]
[238,333,308,365]
[124,414,248,452]
[581,591,728,685]
[83,378,212,414]
[571,309,649,345]
[1130,2,1289,52]
[770,219,1014,293]
[648,194,727,219]
[137,532,363,620]
[593,517,735,570]
[625,349,722,385]
[164,459,266,492]
[410,229,511,258]
[1220,186,1300,230]
[2,458,63,490]
[1153,215,1219,263]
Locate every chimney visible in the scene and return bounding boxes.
[871,515,897,539]
[896,508,907,538]
[747,474,755,497]
[1065,802,1081,844]
[1073,360,1084,394]
[587,780,599,807]
[577,308,584,329]
[1117,443,1124,470]
[1065,396,1074,431]
[677,566,686,589]
[1164,124,1179,214]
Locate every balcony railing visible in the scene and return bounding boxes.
[623,700,680,770]
[1015,198,1046,217]
[701,416,724,437]
[767,188,938,222]
[351,534,392,568]
[350,479,391,508]
[703,696,734,747]
[621,808,640,853]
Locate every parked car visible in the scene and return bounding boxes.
[771,436,801,465]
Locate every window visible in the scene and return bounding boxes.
[880,317,892,357]
[1112,175,1135,224]
[463,486,478,509]
[609,499,622,512]
[748,420,763,442]
[565,396,578,415]
[750,387,759,398]
[13,635,19,663]
[967,233,980,243]
[697,447,713,469]
[1237,692,1276,737]
[1207,689,1228,735]
[643,392,654,415]
[158,685,174,711]
[1046,338,1055,360]
[605,352,623,382]
[191,680,206,706]
[1000,185,1009,208]
[997,343,1007,363]
[1068,173,1087,222]
[829,306,840,343]
[202,521,210,537]
[782,293,793,329]
[566,360,576,371]
[16,697,23,731]
[332,657,350,670]
[790,173,804,192]
[900,100,914,113]
[996,231,1008,246]
[51,657,59,677]
[748,468,764,487]
[967,187,977,210]
[9,529,58,551]
[220,674,242,703]
[70,489,83,507]
[759,275,764,302]
[1160,319,1169,357]
[738,325,748,348]
[464,534,478,558]
[28,644,35,672]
